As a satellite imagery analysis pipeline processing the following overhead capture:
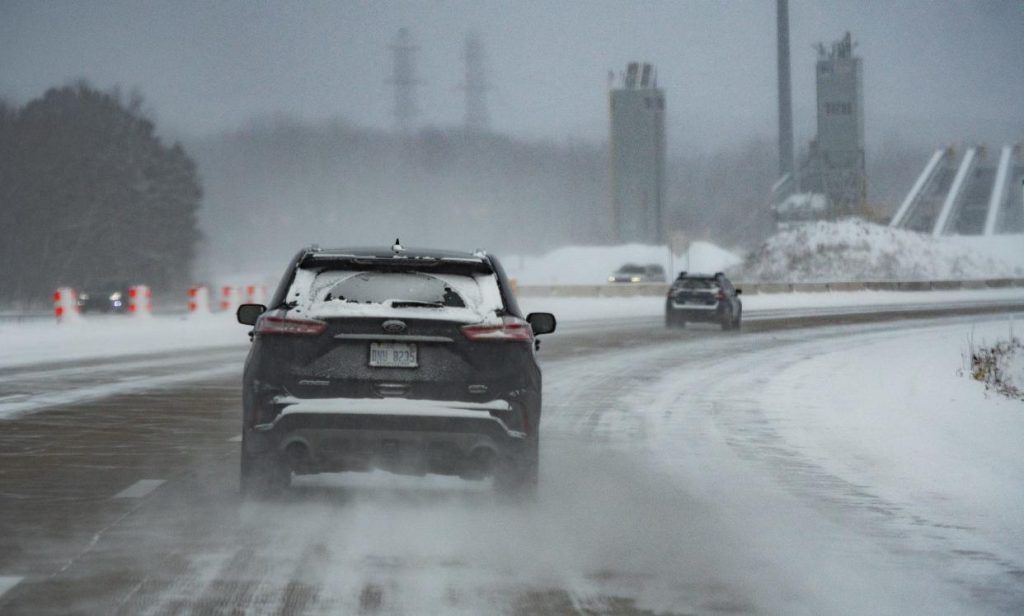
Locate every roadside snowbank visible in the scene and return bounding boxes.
[504,241,741,285]
[3,288,1024,370]
[736,219,1024,282]
[624,315,1024,613]
[757,318,1024,566]
[519,287,1024,322]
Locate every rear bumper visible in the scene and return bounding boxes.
[667,302,723,322]
[246,397,527,477]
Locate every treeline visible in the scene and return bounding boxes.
[190,118,775,273]
[190,120,612,274]
[0,83,201,306]
[193,118,925,275]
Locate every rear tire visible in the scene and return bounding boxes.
[494,435,539,501]
[240,449,291,498]
[720,307,734,331]
[665,311,685,329]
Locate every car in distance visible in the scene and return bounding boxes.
[608,263,666,283]
[77,280,133,313]
[665,272,742,330]
[236,243,556,498]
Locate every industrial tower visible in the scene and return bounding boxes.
[461,31,490,132]
[810,32,866,216]
[795,32,867,218]
[773,30,867,223]
[776,0,795,184]
[609,62,666,244]
[388,28,421,133]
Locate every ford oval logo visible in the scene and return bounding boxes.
[381,319,407,334]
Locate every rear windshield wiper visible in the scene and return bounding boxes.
[390,300,444,309]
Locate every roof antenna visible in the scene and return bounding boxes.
[392,238,405,254]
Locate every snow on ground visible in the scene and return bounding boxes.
[619,316,1024,614]
[1004,347,1024,394]
[736,219,1024,282]
[503,241,742,285]
[755,318,1024,577]
[3,288,1024,370]
[0,313,244,369]
[519,287,1024,323]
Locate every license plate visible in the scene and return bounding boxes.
[369,342,417,368]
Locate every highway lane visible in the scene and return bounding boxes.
[0,308,1022,614]
[0,349,244,420]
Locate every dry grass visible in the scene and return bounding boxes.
[967,335,1024,401]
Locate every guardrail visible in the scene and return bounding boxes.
[4,278,1024,321]
[515,278,1024,298]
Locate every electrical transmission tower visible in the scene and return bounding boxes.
[461,31,490,132]
[388,28,421,133]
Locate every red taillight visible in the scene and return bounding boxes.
[256,315,327,336]
[461,317,533,342]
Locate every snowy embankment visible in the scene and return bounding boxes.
[503,241,742,284]
[623,316,1024,613]
[3,288,1024,370]
[0,314,244,369]
[518,287,1024,325]
[755,319,1024,567]
[2,230,1020,370]
[736,219,1024,282]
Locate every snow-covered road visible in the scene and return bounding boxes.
[541,316,1023,614]
[0,314,1021,614]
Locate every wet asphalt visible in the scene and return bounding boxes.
[1,303,1023,615]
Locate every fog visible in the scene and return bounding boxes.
[1,0,1022,289]
[2,1,1021,150]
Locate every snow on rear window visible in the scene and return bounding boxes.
[680,278,716,290]
[284,267,504,322]
[324,272,466,307]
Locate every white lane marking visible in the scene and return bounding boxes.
[113,479,165,499]
[227,435,242,442]
[0,576,24,599]
[0,364,238,420]
[0,349,243,383]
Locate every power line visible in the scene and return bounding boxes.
[461,31,490,132]
[388,27,421,134]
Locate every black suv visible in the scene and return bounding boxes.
[608,263,666,283]
[665,272,742,330]
[236,245,556,498]
[77,281,133,313]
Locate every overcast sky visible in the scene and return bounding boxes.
[2,0,1022,153]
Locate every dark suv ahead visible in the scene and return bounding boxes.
[608,263,666,283]
[665,272,742,330]
[77,281,133,313]
[236,245,556,498]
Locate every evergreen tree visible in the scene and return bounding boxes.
[0,83,202,305]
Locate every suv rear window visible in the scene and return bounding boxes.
[284,267,505,322]
[678,278,716,290]
[324,272,466,307]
